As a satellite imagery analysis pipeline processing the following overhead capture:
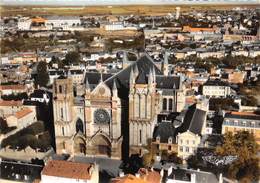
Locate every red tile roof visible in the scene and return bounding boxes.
[0,100,23,106]
[15,108,33,119]
[111,174,148,183]
[0,85,26,90]
[42,160,93,180]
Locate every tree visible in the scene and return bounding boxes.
[35,61,49,87]
[64,51,80,65]
[215,131,259,182]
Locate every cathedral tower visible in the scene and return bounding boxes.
[53,75,77,154]
[129,67,160,155]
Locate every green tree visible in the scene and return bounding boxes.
[215,131,259,182]
[64,51,80,65]
[35,61,49,87]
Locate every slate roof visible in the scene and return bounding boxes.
[103,54,163,99]
[82,53,181,99]
[224,112,260,121]
[168,168,219,183]
[175,104,206,135]
[104,54,162,89]
[203,79,229,86]
[156,75,180,89]
[153,121,176,143]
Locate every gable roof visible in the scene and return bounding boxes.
[153,121,176,143]
[0,100,23,106]
[156,75,180,89]
[15,108,33,119]
[176,104,206,135]
[42,160,93,180]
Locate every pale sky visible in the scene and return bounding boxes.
[1,0,259,6]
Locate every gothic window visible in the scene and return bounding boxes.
[139,130,142,144]
[163,98,167,110]
[169,99,173,111]
[62,127,65,136]
[145,95,147,118]
[61,108,64,119]
[139,95,141,118]
[59,85,62,93]
[156,136,160,142]
[76,118,84,133]
[94,109,110,124]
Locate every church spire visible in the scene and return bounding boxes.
[148,68,153,84]
[152,66,156,83]
[99,71,103,83]
[85,76,90,92]
[112,79,118,97]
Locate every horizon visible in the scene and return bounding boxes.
[1,0,259,6]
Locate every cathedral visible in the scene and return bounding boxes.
[53,53,186,159]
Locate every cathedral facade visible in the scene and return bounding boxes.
[53,53,186,159]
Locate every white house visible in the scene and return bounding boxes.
[18,17,32,30]
[202,80,231,98]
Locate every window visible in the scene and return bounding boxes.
[145,95,147,118]
[180,139,183,144]
[139,95,141,118]
[186,147,189,152]
[193,140,195,145]
[156,136,160,142]
[59,85,62,93]
[168,146,172,151]
[180,146,183,152]
[62,127,65,136]
[168,137,172,144]
[61,108,64,119]
[163,98,167,110]
[186,140,189,145]
[169,99,173,111]
[139,130,142,144]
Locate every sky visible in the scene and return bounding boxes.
[1,0,259,6]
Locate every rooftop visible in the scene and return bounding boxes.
[0,100,23,106]
[42,160,93,180]
[14,108,33,119]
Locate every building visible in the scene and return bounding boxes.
[0,84,27,96]
[40,160,99,183]
[222,111,260,144]
[176,104,207,160]
[18,17,32,30]
[111,174,148,183]
[202,80,231,98]
[111,168,161,183]
[45,16,81,30]
[53,54,186,159]
[0,100,23,117]
[153,120,178,153]
[6,107,36,129]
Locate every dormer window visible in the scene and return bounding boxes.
[168,137,173,144]
[156,136,160,143]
